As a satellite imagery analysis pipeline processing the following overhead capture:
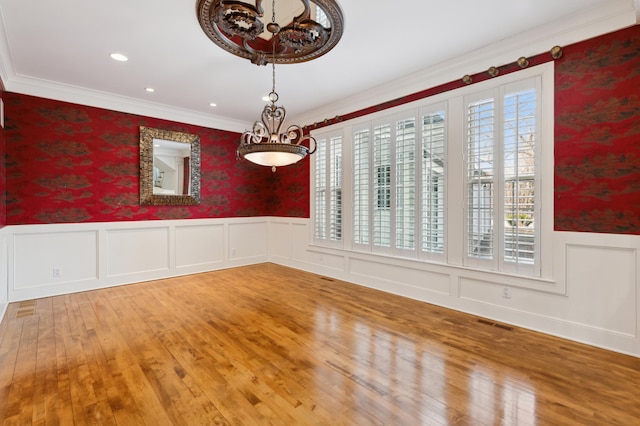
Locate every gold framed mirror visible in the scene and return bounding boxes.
[139,126,201,205]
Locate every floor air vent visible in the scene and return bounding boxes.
[477,318,514,331]
[16,300,37,318]
[16,309,35,318]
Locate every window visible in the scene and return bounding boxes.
[348,107,446,258]
[421,111,446,254]
[465,78,540,276]
[396,119,416,251]
[314,133,343,244]
[314,139,326,240]
[373,124,392,248]
[312,63,551,279]
[353,129,370,245]
[329,137,342,241]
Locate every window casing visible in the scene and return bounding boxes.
[311,63,552,279]
[464,78,541,276]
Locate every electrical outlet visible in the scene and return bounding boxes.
[502,286,511,299]
[231,248,236,256]
[53,267,62,278]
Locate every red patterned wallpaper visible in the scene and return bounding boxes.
[308,25,640,236]
[0,87,5,228]
[3,93,309,224]
[2,25,638,233]
[555,25,640,234]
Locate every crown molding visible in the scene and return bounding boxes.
[1,0,637,132]
[2,75,250,133]
[0,10,249,134]
[292,0,639,127]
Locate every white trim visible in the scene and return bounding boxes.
[4,217,269,301]
[311,63,554,284]
[268,218,640,358]
[2,218,639,357]
[0,227,8,325]
[291,0,638,127]
[2,77,250,133]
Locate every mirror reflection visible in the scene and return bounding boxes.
[152,139,192,195]
[140,126,201,205]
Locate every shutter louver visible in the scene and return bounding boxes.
[373,124,392,248]
[353,129,370,245]
[467,98,495,259]
[422,111,446,254]
[503,89,536,265]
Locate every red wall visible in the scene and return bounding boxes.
[554,25,640,234]
[0,86,4,228]
[308,25,640,236]
[3,94,309,224]
[1,25,639,233]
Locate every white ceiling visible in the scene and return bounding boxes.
[0,0,637,132]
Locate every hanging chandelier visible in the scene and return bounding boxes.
[197,0,343,171]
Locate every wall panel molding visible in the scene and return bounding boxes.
[4,217,269,302]
[268,219,640,357]
[2,217,639,357]
[0,228,8,324]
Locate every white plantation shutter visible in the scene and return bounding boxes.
[312,64,550,279]
[348,109,446,258]
[466,96,496,262]
[353,128,370,246]
[421,109,446,256]
[395,118,416,251]
[313,132,342,245]
[314,137,326,240]
[329,136,342,241]
[373,124,392,249]
[503,87,537,269]
[464,77,540,275]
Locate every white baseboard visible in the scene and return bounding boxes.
[268,218,640,358]
[2,217,638,357]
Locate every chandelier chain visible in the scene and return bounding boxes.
[271,0,276,99]
[235,0,318,171]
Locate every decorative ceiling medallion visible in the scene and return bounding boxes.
[197,0,344,65]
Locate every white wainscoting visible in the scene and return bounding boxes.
[268,218,640,357]
[4,217,268,302]
[0,229,8,324]
[2,217,639,357]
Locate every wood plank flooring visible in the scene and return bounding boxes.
[0,263,639,425]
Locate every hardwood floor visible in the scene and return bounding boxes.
[0,263,638,425]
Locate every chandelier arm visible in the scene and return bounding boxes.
[304,135,317,154]
[284,125,317,153]
[262,105,285,140]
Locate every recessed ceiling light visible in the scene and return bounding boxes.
[109,53,128,62]
[209,102,217,107]
[145,87,155,92]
